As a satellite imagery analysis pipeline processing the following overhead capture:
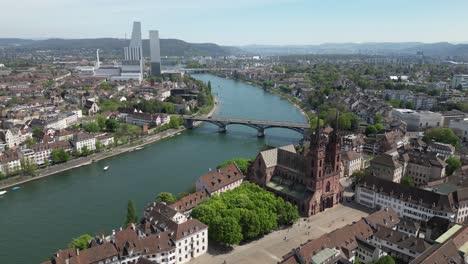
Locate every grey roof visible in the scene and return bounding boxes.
[259,144,296,168]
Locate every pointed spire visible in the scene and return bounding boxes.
[315,108,321,144]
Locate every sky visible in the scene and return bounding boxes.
[1,0,468,45]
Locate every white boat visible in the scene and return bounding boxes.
[103,166,109,171]
[176,133,181,136]
[0,190,7,196]
[135,146,144,151]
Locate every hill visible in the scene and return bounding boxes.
[0,38,242,57]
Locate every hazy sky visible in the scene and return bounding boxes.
[2,0,467,45]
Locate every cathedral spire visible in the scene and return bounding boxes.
[315,108,321,144]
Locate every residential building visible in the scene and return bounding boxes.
[27,141,72,165]
[355,237,388,263]
[71,133,96,152]
[125,112,169,127]
[370,151,406,183]
[169,190,209,216]
[391,109,443,132]
[96,134,114,147]
[84,100,100,116]
[249,118,343,217]
[427,142,455,158]
[341,150,363,177]
[0,149,21,174]
[451,74,468,90]
[142,202,208,264]
[442,110,466,127]
[0,127,32,148]
[196,163,244,196]
[356,175,463,223]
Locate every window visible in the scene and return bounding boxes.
[326,181,331,192]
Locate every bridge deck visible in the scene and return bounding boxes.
[182,115,309,128]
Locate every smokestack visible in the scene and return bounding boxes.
[96,49,100,68]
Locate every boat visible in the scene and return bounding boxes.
[176,133,181,136]
[103,166,109,171]
[0,190,6,196]
[11,186,21,191]
[135,146,144,151]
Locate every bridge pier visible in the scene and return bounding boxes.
[257,128,265,138]
[218,125,227,133]
[184,119,194,129]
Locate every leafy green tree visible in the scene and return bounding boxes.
[405,101,415,109]
[168,116,184,129]
[155,192,177,204]
[401,176,415,187]
[69,234,93,250]
[105,119,120,132]
[125,200,138,226]
[210,216,243,245]
[32,128,43,139]
[80,146,92,156]
[423,128,460,149]
[373,114,384,124]
[217,158,252,174]
[374,255,395,264]
[95,141,104,152]
[51,149,71,164]
[96,115,106,131]
[20,158,37,176]
[446,156,462,175]
[83,121,100,133]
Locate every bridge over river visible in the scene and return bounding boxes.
[182,115,309,137]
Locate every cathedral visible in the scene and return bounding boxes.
[248,115,343,216]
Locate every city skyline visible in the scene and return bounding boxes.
[2,0,468,45]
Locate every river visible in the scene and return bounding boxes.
[0,74,307,263]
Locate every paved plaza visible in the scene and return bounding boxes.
[192,201,371,264]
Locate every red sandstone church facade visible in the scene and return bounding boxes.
[248,118,343,216]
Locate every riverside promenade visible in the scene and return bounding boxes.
[0,99,219,191]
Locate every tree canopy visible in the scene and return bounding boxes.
[217,158,252,174]
[155,192,177,204]
[401,176,415,187]
[423,128,460,149]
[191,182,299,246]
[125,200,138,226]
[446,156,462,176]
[69,234,93,250]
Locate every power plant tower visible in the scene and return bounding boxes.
[95,49,101,68]
[149,30,161,76]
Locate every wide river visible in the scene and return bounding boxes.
[0,74,306,263]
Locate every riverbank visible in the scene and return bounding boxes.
[214,74,311,124]
[0,97,220,191]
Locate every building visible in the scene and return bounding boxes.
[0,128,32,149]
[449,118,468,142]
[71,133,96,152]
[125,112,170,127]
[149,30,162,76]
[442,110,466,127]
[280,209,397,264]
[0,149,21,174]
[427,142,455,158]
[249,116,343,217]
[370,151,406,183]
[169,190,209,216]
[142,202,208,264]
[451,74,468,90]
[391,109,443,132]
[27,141,72,165]
[355,175,463,223]
[195,163,244,195]
[341,150,363,177]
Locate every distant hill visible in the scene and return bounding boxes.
[240,42,468,57]
[0,38,243,57]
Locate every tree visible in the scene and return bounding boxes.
[83,121,100,133]
[69,234,93,250]
[20,158,37,176]
[32,128,43,139]
[373,114,384,124]
[95,141,105,152]
[168,116,184,129]
[374,255,395,264]
[155,192,177,204]
[105,119,120,132]
[125,200,138,226]
[446,156,462,176]
[81,146,92,156]
[217,158,252,174]
[51,149,71,164]
[210,216,243,245]
[401,176,415,187]
[96,115,106,131]
[423,128,460,149]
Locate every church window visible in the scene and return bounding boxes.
[326,181,331,192]
[319,160,322,167]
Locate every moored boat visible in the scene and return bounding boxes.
[0,190,7,196]
[103,166,109,171]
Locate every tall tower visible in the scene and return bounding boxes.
[306,111,326,187]
[149,30,161,76]
[124,21,143,61]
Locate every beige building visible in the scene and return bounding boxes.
[370,150,406,183]
[341,150,363,177]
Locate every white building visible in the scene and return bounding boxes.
[356,176,458,223]
[391,109,443,132]
[341,150,363,177]
[0,128,32,149]
[72,133,96,152]
[451,74,468,90]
